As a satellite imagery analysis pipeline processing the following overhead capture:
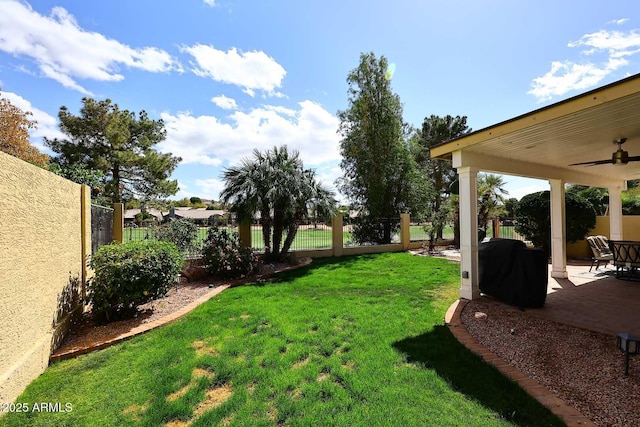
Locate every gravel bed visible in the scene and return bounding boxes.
[461,300,640,426]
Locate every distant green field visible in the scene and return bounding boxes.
[123,226,337,252]
[124,223,502,252]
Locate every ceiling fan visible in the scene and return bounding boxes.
[569,138,640,166]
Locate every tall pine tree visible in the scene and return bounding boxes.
[46,98,181,204]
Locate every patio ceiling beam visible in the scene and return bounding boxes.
[452,150,626,191]
[431,73,640,159]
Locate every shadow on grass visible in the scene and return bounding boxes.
[393,326,565,427]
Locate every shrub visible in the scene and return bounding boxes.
[88,240,183,322]
[515,190,596,256]
[153,218,200,254]
[134,211,157,226]
[350,216,400,245]
[201,226,259,279]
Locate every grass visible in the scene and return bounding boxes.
[2,253,563,426]
[124,224,463,254]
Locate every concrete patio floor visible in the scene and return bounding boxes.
[493,261,640,338]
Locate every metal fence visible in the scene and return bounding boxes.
[250,223,332,252]
[123,224,239,258]
[90,204,114,255]
[408,220,455,242]
[344,217,401,247]
[495,218,528,241]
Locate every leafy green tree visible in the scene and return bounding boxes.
[515,191,596,256]
[503,198,519,218]
[49,162,108,204]
[0,91,49,169]
[622,188,640,215]
[221,145,336,261]
[566,185,609,216]
[413,115,471,246]
[125,198,142,210]
[337,52,416,244]
[46,97,181,204]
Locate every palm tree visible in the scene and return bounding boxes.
[221,145,336,262]
[280,169,337,256]
[266,146,304,257]
[477,173,508,235]
[220,150,273,257]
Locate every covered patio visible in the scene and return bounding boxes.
[431,73,640,312]
[504,261,640,337]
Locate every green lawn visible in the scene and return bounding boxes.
[2,253,562,427]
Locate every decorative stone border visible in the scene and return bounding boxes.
[445,299,596,427]
[50,257,313,363]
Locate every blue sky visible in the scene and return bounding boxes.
[2,0,640,202]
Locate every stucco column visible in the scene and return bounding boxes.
[332,214,343,257]
[549,179,567,278]
[457,166,481,300]
[112,203,124,243]
[400,213,410,250]
[608,186,624,240]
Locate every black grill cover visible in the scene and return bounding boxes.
[478,238,548,308]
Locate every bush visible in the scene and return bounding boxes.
[88,240,183,322]
[134,211,157,226]
[201,226,259,279]
[515,190,596,256]
[350,216,400,245]
[153,218,200,253]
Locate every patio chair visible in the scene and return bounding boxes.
[586,235,613,272]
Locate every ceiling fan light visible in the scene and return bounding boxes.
[613,150,629,165]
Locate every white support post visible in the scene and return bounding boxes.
[608,186,624,240]
[549,179,568,278]
[457,167,480,300]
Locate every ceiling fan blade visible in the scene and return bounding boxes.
[626,156,640,163]
[568,159,612,166]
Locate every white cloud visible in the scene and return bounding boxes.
[569,30,640,58]
[609,18,629,26]
[203,0,216,6]
[528,28,640,101]
[0,1,181,94]
[0,91,65,150]
[182,44,286,97]
[158,100,340,168]
[505,183,548,201]
[194,178,226,200]
[211,95,238,110]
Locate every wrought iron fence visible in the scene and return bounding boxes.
[123,223,239,258]
[91,204,113,255]
[408,220,455,242]
[344,217,401,247]
[250,222,332,252]
[495,218,528,242]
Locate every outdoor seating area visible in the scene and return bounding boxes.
[515,260,640,337]
[585,235,613,272]
[609,240,640,280]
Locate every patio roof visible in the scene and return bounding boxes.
[430,74,640,301]
[431,72,640,188]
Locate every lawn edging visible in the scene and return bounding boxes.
[49,257,313,363]
[445,299,596,427]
